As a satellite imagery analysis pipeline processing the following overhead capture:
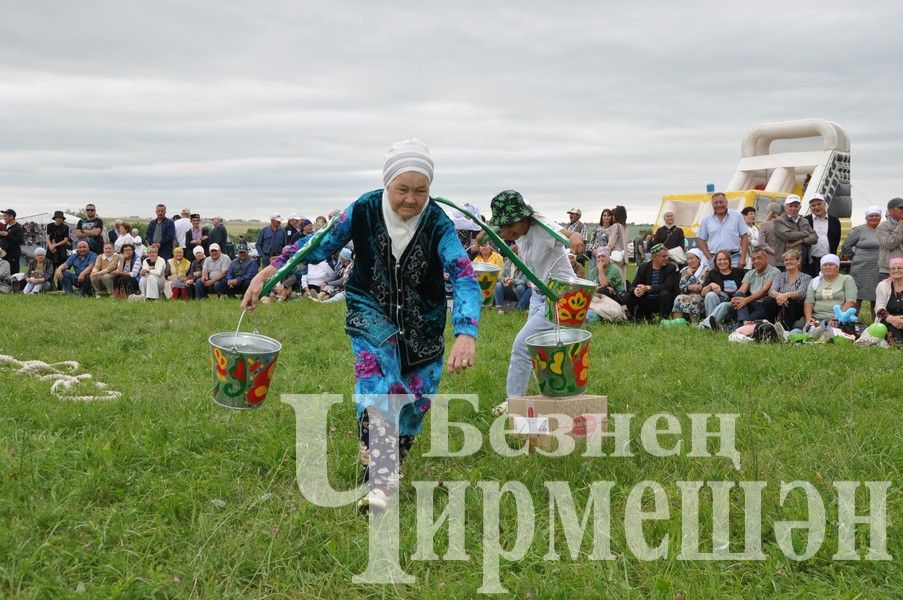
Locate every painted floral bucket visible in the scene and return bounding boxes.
[473,263,501,307]
[209,332,282,409]
[526,328,592,397]
[545,276,597,327]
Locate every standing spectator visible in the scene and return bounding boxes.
[255,213,288,267]
[107,220,121,247]
[565,208,586,240]
[0,209,24,275]
[589,209,613,256]
[773,195,817,270]
[167,246,190,300]
[112,244,141,297]
[173,208,193,249]
[741,207,759,269]
[195,243,231,299]
[184,213,210,255]
[653,210,685,250]
[112,221,134,253]
[0,247,10,294]
[696,192,750,268]
[208,216,229,255]
[146,203,176,259]
[626,244,678,320]
[285,214,304,246]
[139,245,167,300]
[804,193,841,277]
[840,205,883,319]
[758,202,781,267]
[606,205,629,282]
[876,197,903,279]
[184,246,207,299]
[45,210,72,273]
[55,240,96,296]
[90,242,120,297]
[22,247,54,294]
[75,204,104,254]
[217,244,257,298]
[875,258,903,344]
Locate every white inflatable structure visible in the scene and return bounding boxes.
[726,119,852,218]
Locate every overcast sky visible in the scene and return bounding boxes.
[1,1,901,224]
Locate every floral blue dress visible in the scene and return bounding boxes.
[672,265,709,320]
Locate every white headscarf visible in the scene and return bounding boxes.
[810,253,840,290]
[687,247,707,281]
[381,139,434,260]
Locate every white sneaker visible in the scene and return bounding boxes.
[128,294,144,301]
[491,401,509,417]
[357,488,390,515]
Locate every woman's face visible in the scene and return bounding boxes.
[715,253,730,271]
[664,212,675,226]
[147,248,158,259]
[687,253,700,270]
[866,214,881,228]
[601,211,612,226]
[173,248,184,260]
[118,224,128,234]
[498,219,530,241]
[387,171,430,220]
[784,255,800,271]
[36,253,45,263]
[479,243,491,258]
[123,246,133,257]
[820,263,839,279]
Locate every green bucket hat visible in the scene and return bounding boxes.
[488,190,534,227]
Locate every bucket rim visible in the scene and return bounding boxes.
[526,328,592,347]
[209,331,283,353]
[547,275,597,287]
[472,262,501,273]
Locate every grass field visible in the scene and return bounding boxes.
[1,296,900,599]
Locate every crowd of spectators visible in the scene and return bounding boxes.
[1,193,901,345]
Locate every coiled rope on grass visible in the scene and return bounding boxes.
[0,354,122,402]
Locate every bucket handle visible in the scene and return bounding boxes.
[231,309,260,353]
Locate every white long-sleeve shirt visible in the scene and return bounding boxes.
[302,260,335,288]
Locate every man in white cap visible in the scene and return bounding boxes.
[773,195,817,270]
[804,193,841,277]
[565,208,586,241]
[196,242,231,299]
[255,212,287,268]
[877,197,903,278]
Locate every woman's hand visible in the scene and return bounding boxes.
[241,277,264,311]
[568,233,585,255]
[447,334,476,375]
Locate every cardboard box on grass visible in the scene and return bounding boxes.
[508,394,607,454]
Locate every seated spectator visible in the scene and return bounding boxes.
[699,249,745,328]
[875,258,903,344]
[592,246,625,301]
[625,243,678,320]
[195,243,231,299]
[303,258,335,297]
[54,241,96,296]
[702,248,776,328]
[112,221,133,253]
[22,247,54,294]
[318,247,353,301]
[167,246,191,300]
[90,242,120,297]
[671,248,709,323]
[0,247,10,294]
[763,249,812,330]
[112,243,141,297]
[568,253,585,278]
[139,245,167,300]
[217,243,257,298]
[184,246,207,299]
[494,247,527,311]
[472,240,504,269]
[804,254,858,326]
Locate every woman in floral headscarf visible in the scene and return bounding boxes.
[242,139,481,514]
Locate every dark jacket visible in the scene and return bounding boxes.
[629,260,679,296]
[184,227,211,255]
[0,222,23,267]
[652,225,685,250]
[804,214,842,258]
[146,217,176,259]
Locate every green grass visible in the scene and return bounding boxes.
[1,296,900,599]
